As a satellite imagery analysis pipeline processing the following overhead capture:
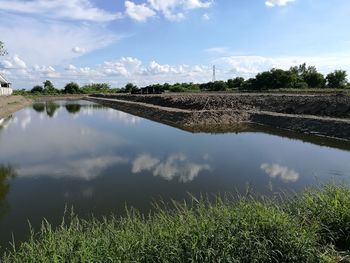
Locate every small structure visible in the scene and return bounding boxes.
[0,74,12,96]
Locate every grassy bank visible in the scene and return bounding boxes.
[2,185,350,262]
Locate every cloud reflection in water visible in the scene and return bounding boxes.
[260,163,300,183]
[18,155,129,180]
[132,153,211,183]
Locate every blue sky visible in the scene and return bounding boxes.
[0,0,349,89]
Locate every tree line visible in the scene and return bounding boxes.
[13,64,350,96]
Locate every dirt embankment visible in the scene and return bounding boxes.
[0,96,32,119]
[34,95,87,102]
[88,93,350,141]
[94,93,350,118]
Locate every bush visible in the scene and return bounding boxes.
[289,185,350,250]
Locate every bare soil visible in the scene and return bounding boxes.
[0,96,32,119]
[88,93,350,141]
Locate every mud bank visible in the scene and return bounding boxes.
[34,95,87,102]
[0,96,32,119]
[88,94,350,141]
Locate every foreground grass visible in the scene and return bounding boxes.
[2,185,350,263]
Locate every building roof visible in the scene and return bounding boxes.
[0,73,9,84]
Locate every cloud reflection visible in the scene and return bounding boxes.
[260,163,299,183]
[18,155,129,181]
[132,153,211,183]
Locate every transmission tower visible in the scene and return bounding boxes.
[212,65,216,82]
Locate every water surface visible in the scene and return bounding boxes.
[0,100,350,250]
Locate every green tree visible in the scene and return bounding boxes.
[43,80,54,90]
[303,72,325,88]
[63,82,80,94]
[326,70,348,89]
[31,85,44,94]
[43,80,59,94]
[212,81,228,91]
[227,77,245,89]
[125,83,138,93]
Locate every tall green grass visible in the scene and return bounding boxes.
[2,185,350,262]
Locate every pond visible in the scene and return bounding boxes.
[0,100,350,250]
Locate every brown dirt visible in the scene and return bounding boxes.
[0,96,32,119]
[88,93,350,141]
[34,95,87,102]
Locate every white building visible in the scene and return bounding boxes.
[0,74,12,96]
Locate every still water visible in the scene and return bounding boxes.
[0,100,350,250]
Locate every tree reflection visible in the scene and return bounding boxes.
[0,164,17,219]
[46,102,60,118]
[65,104,81,114]
[32,103,45,113]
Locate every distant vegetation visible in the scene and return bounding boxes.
[2,184,350,262]
[12,64,350,96]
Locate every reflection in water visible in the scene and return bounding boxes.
[32,102,60,118]
[65,104,81,114]
[132,153,211,183]
[0,164,17,218]
[106,109,141,125]
[0,99,350,251]
[18,155,129,181]
[0,117,12,131]
[46,102,60,118]
[32,103,45,113]
[261,163,300,183]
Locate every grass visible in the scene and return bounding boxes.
[2,185,350,262]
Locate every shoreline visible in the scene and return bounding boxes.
[0,96,32,119]
[0,95,87,119]
[88,93,350,141]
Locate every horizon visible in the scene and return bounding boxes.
[0,0,350,89]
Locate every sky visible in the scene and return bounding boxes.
[0,0,349,89]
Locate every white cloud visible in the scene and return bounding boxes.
[0,55,27,69]
[125,0,156,22]
[261,163,299,183]
[215,55,350,78]
[132,153,211,183]
[0,0,121,22]
[205,47,230,54]
[202,13,210,20]
[33,65,60,78]
[0,14,119,66]
[265,0,295,7]
[72,46,87,54]
[125,0,212,21]
[184,0,212,9]
[4,53,350,90]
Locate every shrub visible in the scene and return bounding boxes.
[289,185,350,250]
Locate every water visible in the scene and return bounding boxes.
[0,100,350,250]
